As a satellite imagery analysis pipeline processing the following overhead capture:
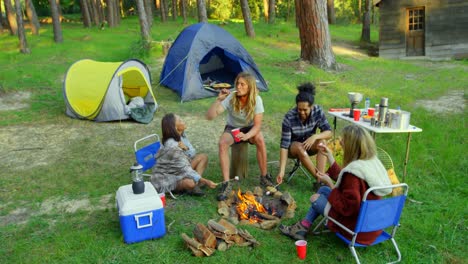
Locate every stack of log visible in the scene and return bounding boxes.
[181,218,259,257]
[217,186,296,230]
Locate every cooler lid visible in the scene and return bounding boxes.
[116,182,163,216]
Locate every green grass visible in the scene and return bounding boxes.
[1,17,467,263]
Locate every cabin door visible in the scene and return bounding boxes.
[406,7,425,56]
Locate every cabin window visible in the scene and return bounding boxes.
[408,7,425,31]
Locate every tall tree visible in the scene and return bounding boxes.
[262,0,268,22]
[268,0,275,24]
[49,0,63,42]
[360,0,371,43]
[181,0,187,24]
[25,0,40,35]
[172,0,177,20]
[135,0,151,49]
[143,0,153,27]
[296,0,336,70]
[197,0,207,22]
[239,0,255,38]
[106,0,116,27]
[160,0,167,22]
[0,2,4,30]
[4,0,17,35]
[327,0,335,24]
[80,0,91,27]
[14,0,30,53]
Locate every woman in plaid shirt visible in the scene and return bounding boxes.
[276,82,332,184]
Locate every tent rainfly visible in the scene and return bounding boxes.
[160,22,268,102]
[63,59,157,122]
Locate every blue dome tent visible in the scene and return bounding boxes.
[159,22,268,102]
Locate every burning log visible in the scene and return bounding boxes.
[257,212,280,221]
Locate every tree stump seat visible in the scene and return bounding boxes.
[230,142,249,179]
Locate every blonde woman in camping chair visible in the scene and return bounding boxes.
[279,125,392,244]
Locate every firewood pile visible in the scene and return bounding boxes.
[217,186,296,230]
[181,218,259,257]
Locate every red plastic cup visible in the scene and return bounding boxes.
[295,240,307,260]
[368,108,375,117]
[231,128,241,143]
[159,193,166,207]
[353,109,361,121]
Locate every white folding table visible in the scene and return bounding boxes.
[328,110,422,181]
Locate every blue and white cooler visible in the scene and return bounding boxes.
[116,182,166,244]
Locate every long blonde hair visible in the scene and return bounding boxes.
[341,125,377,167]
[230,72,258,122]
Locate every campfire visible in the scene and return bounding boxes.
[218,186,296,230]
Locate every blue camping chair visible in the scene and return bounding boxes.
[134,134,176,199]
[313,183,409,264]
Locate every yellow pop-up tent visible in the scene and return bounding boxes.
[63,59,157,122]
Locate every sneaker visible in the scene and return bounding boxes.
[187,185,205,196]
[279,222,308,241]
[260,173,274,188]
[217,181,232,201]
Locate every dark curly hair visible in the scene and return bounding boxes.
[295,82,316,106]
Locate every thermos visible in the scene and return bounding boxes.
[378,97,389,124]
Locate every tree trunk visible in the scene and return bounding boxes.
[160,0,167,22]
[181,0,187,24]
[144,0,153,27]
[14,0,30,53]
[327,0,335,24]
[296,0,336,70]
[49,0,63,42]
[80,0,92,27]
[360,0,371,43]
[0,2,4,30]
[262,0,268,22]
[285,0,290,21]
[268,0,275,24]
[239,0,255,38]
[115,0,122,24]
[95,0,105,27]
[197,0,207,22]
[106,0,115,27]
[4,0,17,35]
[135,0,151,49]
[25,0,40,35]
[172,0,177,20]
[90,0,100,26]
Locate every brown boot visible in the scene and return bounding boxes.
[279,222,308,240]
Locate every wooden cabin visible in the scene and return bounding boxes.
[375,0,468,59]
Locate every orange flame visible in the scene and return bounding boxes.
[236,189,267,223]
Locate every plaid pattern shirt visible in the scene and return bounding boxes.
[280,105,331,149]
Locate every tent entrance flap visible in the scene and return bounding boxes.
[199,47,243,85]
